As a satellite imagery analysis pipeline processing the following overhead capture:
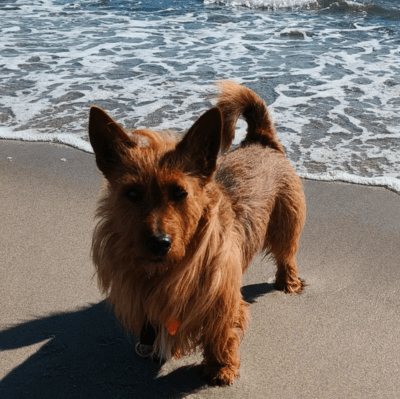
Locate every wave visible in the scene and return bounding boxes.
[203,0,317,9]
[299,171,400,194]
[315,0,400,19]
[203,0,400,18]
[0,127,93,153]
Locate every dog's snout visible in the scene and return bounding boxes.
[146,234,172,256]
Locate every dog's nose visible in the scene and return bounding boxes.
[146,234,172,256]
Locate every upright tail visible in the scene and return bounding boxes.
[216,81,284,154]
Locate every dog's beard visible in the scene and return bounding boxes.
[141,243,188,278]
[143,257,174,278]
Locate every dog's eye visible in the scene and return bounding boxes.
[126,187,142,202]
[171,186,187,202]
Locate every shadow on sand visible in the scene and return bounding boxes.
[0,283,275,399]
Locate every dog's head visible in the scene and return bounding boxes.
[89,106,222,276]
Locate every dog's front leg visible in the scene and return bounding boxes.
[201,298,249,386]
[202,325,242,386]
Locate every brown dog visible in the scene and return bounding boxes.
[89,81,305,386]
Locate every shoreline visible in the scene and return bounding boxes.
[1,139,399,398]
[1,137,399,195]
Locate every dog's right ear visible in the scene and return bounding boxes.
[88,106,135,177]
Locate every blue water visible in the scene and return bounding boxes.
[1,0,399,192]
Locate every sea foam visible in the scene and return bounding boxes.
[1,0,399,193]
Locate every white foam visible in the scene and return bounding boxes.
[0,127,93,153]
[299,172,400,194]
[204,0,317,8]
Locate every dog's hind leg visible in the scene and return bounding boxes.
[267,183,306,295]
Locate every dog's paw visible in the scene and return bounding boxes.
[275,277,305,295]
[202,365,240,386]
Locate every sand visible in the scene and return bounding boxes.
[1,139,399,398]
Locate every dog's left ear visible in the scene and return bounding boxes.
[175,107,222,179]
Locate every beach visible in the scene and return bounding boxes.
[1,0,400,396]
[1,139,399,398]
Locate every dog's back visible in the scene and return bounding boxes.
[215,82,306,288]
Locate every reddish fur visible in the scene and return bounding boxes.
[89,81,305,387]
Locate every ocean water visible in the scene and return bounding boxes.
[1,0,399,192]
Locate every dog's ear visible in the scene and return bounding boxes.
[88,106,135,177]
[175,107,222,179]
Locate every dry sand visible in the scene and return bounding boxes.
[1,140,399,398]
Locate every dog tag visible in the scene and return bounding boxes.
[167,320,180,336]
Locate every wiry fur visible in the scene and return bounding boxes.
[89,81,305,386]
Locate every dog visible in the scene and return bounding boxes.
[88,81,305,386]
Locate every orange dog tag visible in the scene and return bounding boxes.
[167,320,180,336]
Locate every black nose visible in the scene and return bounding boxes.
[146,234,172,256]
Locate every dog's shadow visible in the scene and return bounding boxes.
[0,284,274,399]
[242,282,275,304]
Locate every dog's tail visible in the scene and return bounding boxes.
[216,81,284,154]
